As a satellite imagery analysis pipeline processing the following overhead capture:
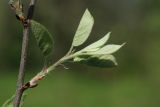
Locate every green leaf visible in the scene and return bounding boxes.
[82,32,111,52]
[31,20,54,56]
[91,43,125,55]
[74,54,118,68]
[2,94,26,107]
[72,9,94,47]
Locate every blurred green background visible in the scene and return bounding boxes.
[1,0,160,107]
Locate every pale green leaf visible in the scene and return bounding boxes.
[82,32,111,52]
[72,9,94,46]
[74,57,84,62]
[91,43,125,55]
[31,20,54,56]
[2,94,26,107]
[74,54,118,68]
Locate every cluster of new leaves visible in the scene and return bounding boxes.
[3,8,124,107]
[71,9,125,67]
[30,9,124,68]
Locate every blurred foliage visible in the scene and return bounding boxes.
[1,0,160,106]
[1,71,160,107]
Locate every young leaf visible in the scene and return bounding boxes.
[2,94,26,107]
[74,54,118,68]
[31,20,54,56]
[9,0,24,18]
[82,32,111,52]
[91,43,125,55]
[72,9,94,47]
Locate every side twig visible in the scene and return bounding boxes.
[12,0,37,107]
[22,47,82,91]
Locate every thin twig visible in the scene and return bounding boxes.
[13,0,37,107]
[66,45,74,56]
[22,49,82,91]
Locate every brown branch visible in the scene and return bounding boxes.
[12,0,37,107]
[13,26,29,107]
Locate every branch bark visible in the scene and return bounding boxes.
[13,25,29,107]
[13,0,37,107]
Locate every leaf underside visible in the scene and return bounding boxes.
[82,32,111,52]
[74,54,118,68]
[91,43,125,55]
[72,9,94,47]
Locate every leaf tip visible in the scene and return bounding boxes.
[85,8,94,22]
[121,42,126,47]
[105,31,111,41]
[108,31,112,35]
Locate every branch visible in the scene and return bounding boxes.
[12,0,37,107]
[21,49,81,90]
[13,26,29,107]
